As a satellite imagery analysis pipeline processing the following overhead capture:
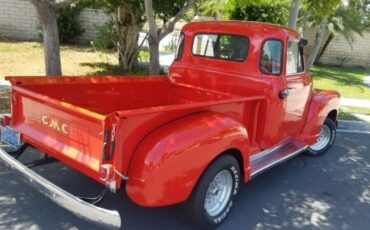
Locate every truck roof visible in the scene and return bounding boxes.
[182,20,300,39]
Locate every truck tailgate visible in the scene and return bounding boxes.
[11,85,106,180]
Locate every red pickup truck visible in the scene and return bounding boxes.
[0,21,340,229]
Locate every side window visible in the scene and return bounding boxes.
[192,34,249,61]
[260,40,282,75]
[286,40,304,74]
[174,33,185,61]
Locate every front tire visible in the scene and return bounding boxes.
[186,155,241,229]
[305,117,336,156]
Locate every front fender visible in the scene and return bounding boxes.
[300,89,340,144]
[126,112,250,207]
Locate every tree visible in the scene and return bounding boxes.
[145,0,195,75]
[347,0,370,27]
[200,0,228,20]
[307,16,328,68]
[315,3,367,64]
[57,4,85,44]
[228,0,290,25]
[301,9,311,38]
[81,0,145,72]
[115,2,145,71]
[288,0,300,29]
[30,0,75,76]
[306,0,341,69]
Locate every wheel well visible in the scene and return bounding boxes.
[219,148,245,181]
[327,110,338,124]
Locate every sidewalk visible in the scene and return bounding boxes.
[339,97,370,132]
[340,97,370,124]
[341,97,370,109]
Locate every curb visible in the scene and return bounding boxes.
[337,129,370,135]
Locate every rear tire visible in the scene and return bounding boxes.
[304,117,336,156]
[186,155,241,229]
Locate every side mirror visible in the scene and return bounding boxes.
[299,38,308,48]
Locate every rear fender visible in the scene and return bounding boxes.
[300,90,340,144]
[126,112,250,207]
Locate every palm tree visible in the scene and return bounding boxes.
[288,0,301,29]
[200,0,229,20]
[315,3,367,64]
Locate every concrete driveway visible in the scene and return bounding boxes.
[0,132,369,230]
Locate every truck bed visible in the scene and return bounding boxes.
[6,76,263,186]
[8,76,232,115]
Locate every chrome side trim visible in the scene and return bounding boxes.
[0,148,121,230]
[250,146,308,179]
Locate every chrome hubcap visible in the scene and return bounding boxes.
[204,170,233,217]
[310,124,331,151]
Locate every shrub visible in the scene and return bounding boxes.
[139,47,149,62]
[57,4,85,44]
[92,21,118,50]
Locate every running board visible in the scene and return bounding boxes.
[250,142,308,178]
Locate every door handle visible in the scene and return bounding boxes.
[279,87,293,99]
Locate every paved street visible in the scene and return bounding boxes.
[0,132,370,230]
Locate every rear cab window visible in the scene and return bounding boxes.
[192,34,249,62]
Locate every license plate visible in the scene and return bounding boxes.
[1,126,21,148]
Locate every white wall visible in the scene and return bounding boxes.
[0,0,111,42]
[305,28,370,68]
[0,0,40,40]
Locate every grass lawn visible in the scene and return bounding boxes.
[312,66,370,120]
[0,41,150,113]
[0,41,122,79]
[311,66,370,99]
[341,106,370,115]
[338,106,370,121]
[339,110,360,121]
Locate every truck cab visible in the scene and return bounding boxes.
[170,21,339,150]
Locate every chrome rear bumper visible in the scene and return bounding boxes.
[0,148,121,229]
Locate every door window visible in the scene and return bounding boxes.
[260,40,283,75]
[286,40,304,74]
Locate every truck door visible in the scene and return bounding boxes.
[282,39,312,136]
